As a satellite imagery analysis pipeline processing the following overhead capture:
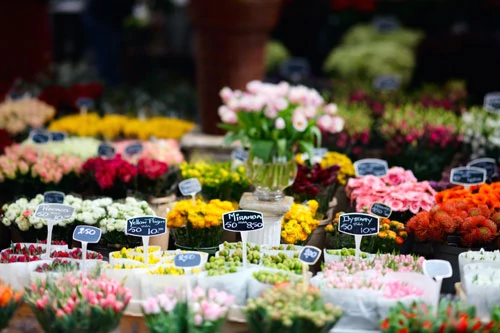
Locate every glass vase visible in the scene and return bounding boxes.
[246,153,297,201]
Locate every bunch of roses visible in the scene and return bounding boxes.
[281,200,319,245]
[0,98,55,135]
[407,200,500,247]
[346,167,436,213]
[137,158,168,179]
[0,144,83,184]
[435,183,500,210]
[82,154,137,190]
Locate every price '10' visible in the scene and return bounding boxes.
[129,227,161,235]
[77,228,96,235]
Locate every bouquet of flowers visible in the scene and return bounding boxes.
[321,103,373,158]
[461,106,500,160]
[142,286,234,333]
[245,282,343,333]
[380,300,484,332]
[346,167,436,216]
[48,113,195,140]
[1,194,82,242]
[167,199,236,249]
[0,280,23,330]
[23,136,100,160]
[281,200,319,245]
[219,80,344,200]
[25,272,131,333]
[0,98,55,136]
[379,105,462,180]
[0,144,83,198]
[407,199,500,248]
[82,154,137,199]
[179,161,251,202]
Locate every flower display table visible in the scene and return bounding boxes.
[9,303,250,333]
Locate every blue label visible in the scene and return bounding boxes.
[354,159,388,177]
[174,252,202,268]
[179,178,202,196]
[126,216,167,237]
[299,246,321,265]
[373,16,400,33]
[222,210,264,232]
[373,75,401,92]
[484,93,500,113]
[338,213,379,236]
[31,131,50,144]
[73,225,102,243]
[50,131,66,142]
[76,98,95,109]
[232,148,248,162]
[279,58,311,82]
[98,143,115,158]
[44,191,65,204]
[125,142,143,156]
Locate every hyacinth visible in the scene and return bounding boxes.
[0,144,83,184]
[245,282,342,331]
[113,139,184,166]
[281,200,319,245]
[167,199,236,229]
[25,273,131,333]
[48,113,195,140]
[219,80,344,162]
[0,98,55,135]
[407,199,499,247]
[83,154,137,190]
[346,167,436,213]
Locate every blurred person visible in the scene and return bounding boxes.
[82,0,135,86]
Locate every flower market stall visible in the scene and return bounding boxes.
[1,79,500,333]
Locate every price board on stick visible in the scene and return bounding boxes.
[232,148,248,163]
[98,143,115,159]
[298,246,321,290]
[76,98,94,114]
[179,178,202,204]
[174,252,202,269]
[43,191,65,204]
[222,210,264,267]
[484,92,500,113]
[126,216,167,265]
[450,167,486,189]
[50,131,66,142]
[373,75,401,92]
[370,202,392,219]
[338,212,379,262]
[34,204,75,259]
[373,16,400,33]
[73,225,102,272]
[467,158,497,180]
[354,158,388,177]
[30,130,50,144]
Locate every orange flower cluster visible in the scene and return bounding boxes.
[0,280,22,307]
[407,200,500,247]
[435,183,500,210]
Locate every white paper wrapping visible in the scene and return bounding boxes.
[104,268,149,301]
[245,216,282,245]
[138,269,198,300]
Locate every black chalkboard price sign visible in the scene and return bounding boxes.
[125,142,143,156]
[30,131,50,144]
[222,210,264,232]
[467,158,497,180]
[126,216,167,237]
[484,92,500,113]
[76,97,95,110]
[450,167,486,186]
[98,143,115,158]
[354,159,388,177]
[73,225,102,243]
[44,191,65,204]
[299,246,321,265]
[174,252,202,268]
[373,75,401,92]
[370,202,392,218]
[338,213,379,236]
[373,16,400,33]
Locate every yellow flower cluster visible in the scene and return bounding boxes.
[148,266,185,275]
[319,152,355,185]
[48,113,195,140]
[180,162,248,188]
[111,248,160,264]
[107,264,148,269]
[167,199,236,229]
[281,200,319,245]
[378,218,407,245]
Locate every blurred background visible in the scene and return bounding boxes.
[0,0,499,131]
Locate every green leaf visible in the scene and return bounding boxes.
[249,139,276,162]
